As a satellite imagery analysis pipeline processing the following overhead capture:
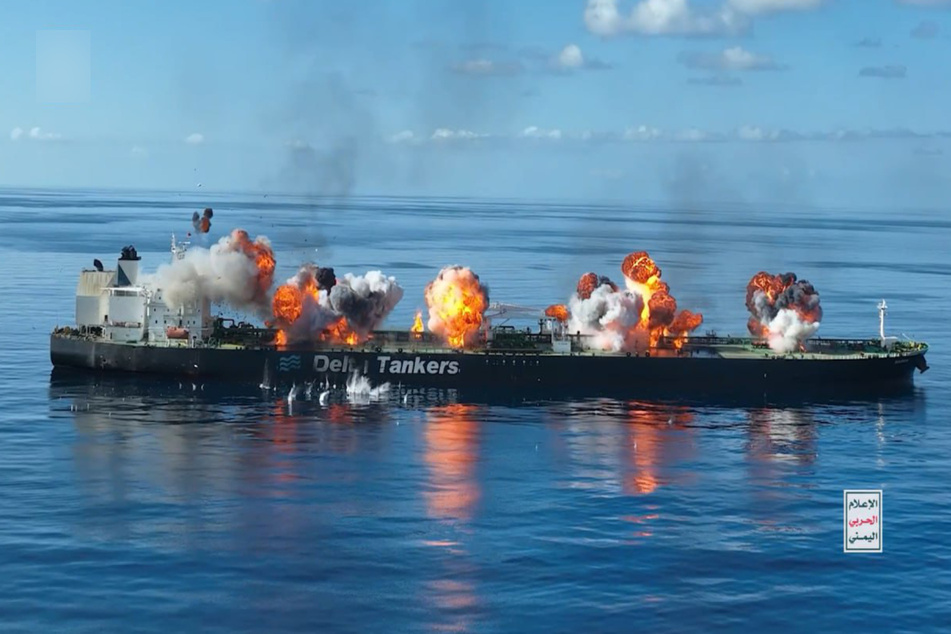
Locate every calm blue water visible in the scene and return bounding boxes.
[1,189,949,632]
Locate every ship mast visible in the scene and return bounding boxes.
[878,299,887,345]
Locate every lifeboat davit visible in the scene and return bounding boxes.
[166,326,189,339]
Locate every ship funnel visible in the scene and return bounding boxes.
[117,245,141,287]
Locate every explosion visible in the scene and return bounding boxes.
[745,271,822,353]
[151,228,275,315]
[191,208,213,234]
[545,304,569,322]
[424,265,490,348]
[271,263,402,346]
[576,273,618,300]
[560,251,703,352]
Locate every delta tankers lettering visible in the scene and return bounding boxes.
[310,354,460,375]
[377,356,460,375]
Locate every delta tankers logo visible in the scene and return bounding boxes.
[312,354,460,375]
[278,355,301,372]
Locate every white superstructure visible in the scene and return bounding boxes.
[74,237,213,346]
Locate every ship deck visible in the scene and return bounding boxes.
[60,334,926,361]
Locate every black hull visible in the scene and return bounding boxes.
[50,334,926,396]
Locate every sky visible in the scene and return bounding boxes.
[0,0,949,207]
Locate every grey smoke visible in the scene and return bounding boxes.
[329,271,405,335]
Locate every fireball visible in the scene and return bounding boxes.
[424,265,489,348]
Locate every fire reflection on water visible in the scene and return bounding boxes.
[421,403,483,632]
[423,403,481,522]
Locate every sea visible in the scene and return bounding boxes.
[0,188,948,633]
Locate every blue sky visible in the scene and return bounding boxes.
[0,0,949,206]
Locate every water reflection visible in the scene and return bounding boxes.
[624,402,696,496]
[423,404,482,522]
[746,408,818,465]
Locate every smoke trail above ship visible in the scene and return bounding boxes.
[151,228,275,316]
[745,271,822,352]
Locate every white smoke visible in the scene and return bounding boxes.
[277,265,404,344]
[567,284,644,352]
[329,271,404,335]
[765,308,821,353]
[149,232,274,315]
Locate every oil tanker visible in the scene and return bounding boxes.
[49,238,930,393]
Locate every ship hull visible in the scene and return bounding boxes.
[50,333,926,392]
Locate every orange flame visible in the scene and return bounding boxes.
[545,304,569,322]
[274,330,287,346]
[620,250,702,348]
[745,271,822,340]
[272,284,303,323]
[424,266,489,348]
[323,316,359,346]
[230,229,275,299]
[411,311,424,333]
[576,272,617,300]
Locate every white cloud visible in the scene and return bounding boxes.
[431,128,487,141]
[130,145,149,158]
[557,44,585,69]
[584,0,746,37]
[519,126,563,140]
[727,0,825,14]
[382,125,950,147]
[11,126,61,141]
[679,46,787,70]
[184,133,204,145]
[387,130,417,144]
[548,44,612,72]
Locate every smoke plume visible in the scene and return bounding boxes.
[271,263,403,345]
[191,208,213,233]
[152,229,275,315]
[329,271,404,336]
[745,271,822,352]
[567,282,645,352]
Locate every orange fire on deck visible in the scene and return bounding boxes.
[411,311,424,333]
[323,316,359,346]
[552,251,703,351]
[744,270,823,350]
[620,251,703,348]
[269,264,362,346]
